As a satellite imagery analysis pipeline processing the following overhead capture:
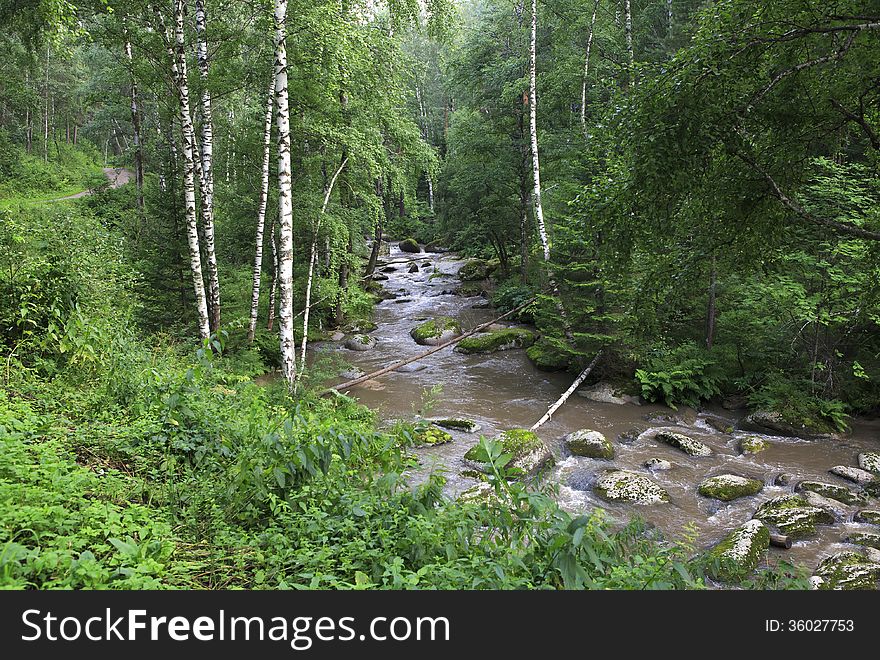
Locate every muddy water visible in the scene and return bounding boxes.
[314,244,880,573]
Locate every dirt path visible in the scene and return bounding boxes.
[45,167,134,202]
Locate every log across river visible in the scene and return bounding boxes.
[294,242,880,575]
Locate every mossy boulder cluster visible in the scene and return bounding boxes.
[398,238,421,253]
[738,435,769,455]
[705,520,770,582]
[752,494,835,539]
[795,481,868,506]
[855,510,880,526]
[563,429,614,459]
[811,552,880,590]
[344,334,376,351]
[801,491,850,521]
[413,425,453,446]
[655,431,712,456]
[843,532,880,550]
[410,316,462,346]
[463,429,554,477]
[738,410,836,440]
[431,418,481,433]
[593,470,670,504]
[455,327,535,354]
[457,259,488,281]
[698,474,763,502]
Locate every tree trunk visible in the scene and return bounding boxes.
[267,216,279,332]
[44,45,49,162]
[624,0,634,86]
[274,0,296,388]
[416,85,435,213]
[195,0,221,333]
[531,352,602,431]
[706,254,717,350]
[335,233,352,328]
[124,32,145,212]
[247,75,276,344]
[580,0,600,134]
[364,178,384,278]
[169,0,211,340]
[667,0,673,40]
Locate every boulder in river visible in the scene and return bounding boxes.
[344,334,377,351]
[801,490,850,521]
[408,263,419,273]
[703,416,734,433]
[829,465,879,487]
[594,469,670,504]
[858,452,880,474]
[371,272,389,281]
[576,382,639,405]
[811,552,880,590]
[394,363,427,373]
[410,316,462,346]
[698,474,763,502]
[398,238,421,253]
[413,425,453,446]
[737,435,769,455]
[563,429,614,459]
[738,409,837,439]
[752,494,835,539]
[795,480,868,506]
[456,282,486,297]
[463,429,554,477]
[431,418,481,433]
[854,510,880,526]
[458,259,489,281]
[705,519,770,582]
[454,328,536,354]
[843,532,880,550]
[655,431,712,456]
[644,458,673,471]
[381,265,397,273]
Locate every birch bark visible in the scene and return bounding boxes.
[579,0,600,134]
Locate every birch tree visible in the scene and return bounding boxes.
[623,0,634,85]
[579,0,600,134]
[123,26,145,211]
[247,75,275,344]
[274,0,296,388]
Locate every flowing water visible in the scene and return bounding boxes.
[309,244,880,574]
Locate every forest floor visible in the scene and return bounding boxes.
[44,167,133,201]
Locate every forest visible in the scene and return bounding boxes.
[1,0,879,591]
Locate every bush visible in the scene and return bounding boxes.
[635,342,724,409]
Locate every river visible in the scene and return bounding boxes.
[310,243,880,577]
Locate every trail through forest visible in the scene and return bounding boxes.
[44,167,134,201]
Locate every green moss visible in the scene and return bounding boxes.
[705,520,770,582]
[463,428,553,475]
[594,470,670,504]
[399,238,420,253]
[413,425,453,446]
[410,316,461,344]
[526,339,570,371]
[455,328,536,354]
[855,510,880,526]
[457,282,485,297]
[796,481,868,506]
[655,431,712,456]
[738,436,768,455]
[843,532,880,549]
[753,494,835,539]
[564,430,614,459]
[698,474,763,501]
[432,418,480,432]
[458,259,488,281]
[813,552,880,590]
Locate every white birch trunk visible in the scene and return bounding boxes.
[267,216,279,332]
[580,0,600,134]
[170,0,211,340]
[247,75,276,344]
[194,0,221,333]
[274,0,296,388]
[123,33,145,211]
[624,0,634,85]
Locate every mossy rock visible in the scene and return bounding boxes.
[829,465,878,487]
[644,458,673,471]
[344,334,376,351]
[655,431,712,456]
[456,282,486,297]
[859,452,880,474]
[457,482,497,503]
[454,328,536,354]
[752,494,835,539]
[563,429,614,459]
[795,481,868,506]
[431,418,481,433]
[738,410,836,440]
[399,238,421,253]
[812,552,880,590]
[703,416,734,434]
[526,339,570,371]
[855,510,880,526]
[344,320,378,333]
[594,469,670,504]
[410,316,462,346]
[458,259,488,281]
[698,474,763,502]
[463,428,554,476]
[705,520,770,582]
[801,490,850,521]
[738,435,769,455]
[413,425,453,446]
[843,532,880,550]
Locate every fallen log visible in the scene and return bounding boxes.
[530,351,602,431]
[323,297,537,394]
[769,533,792,549]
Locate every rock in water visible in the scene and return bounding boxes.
[738,435,769,455]
[410,316,462,346]
[398,238,421,253]
[576,382,639,405]
[812,552,880,590]
[698,474,763,502]
[394,363,426,373]
[655,431,712,456]
[795,481,868,506]
[413,425,453,446]
[344,334,377,351]
[855,510,880,526]
[454,328,536,354]
[463,429,554,477]
[705,520,770,582]
[738,410,836,439]
[829,465,878,487]
[593,470,670,504]
[858,452,880,474]
[563,429,614,459]
[703,416,734,433]
[457,259,488,281]
[843,532,880,550]
[752,494,835,539]
[801,490,850,521]
[644,458,673,471]
[430,418,481,433]
[408,263,419,273]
